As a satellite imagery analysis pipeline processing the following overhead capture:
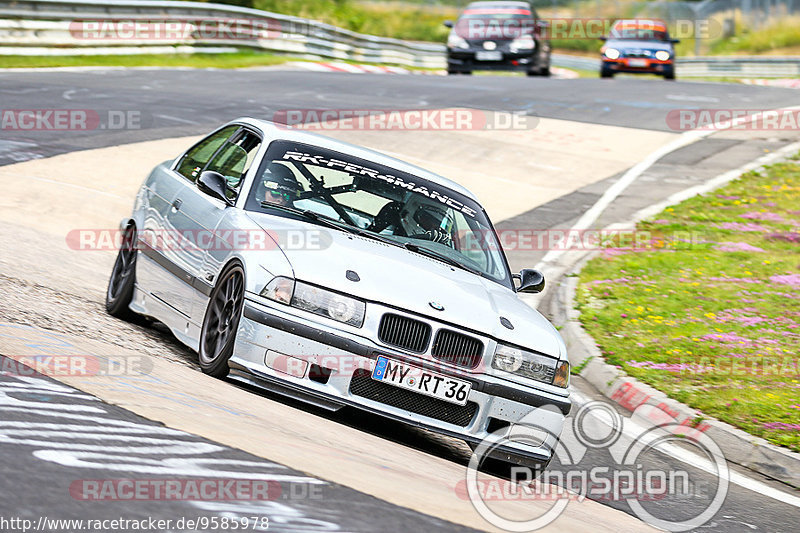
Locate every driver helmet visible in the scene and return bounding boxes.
[413,204,454,233]
[259,162,301,205]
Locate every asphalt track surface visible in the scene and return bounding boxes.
[0,351,475,533]
[1,69,800,532]
[2,69,800,166]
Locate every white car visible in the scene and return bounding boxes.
[106,118,571,466]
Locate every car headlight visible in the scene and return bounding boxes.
[492,343,569,388]
[655,50,670,61]
[510,34,535,52]
[447,33,469,49]
[260,277,366,328]
[261,276,294,304]
[604,48,620,60]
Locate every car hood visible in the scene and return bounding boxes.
[247,212,563,358]
[605,38,673,52]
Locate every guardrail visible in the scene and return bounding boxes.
[1,0,799,78]
[679,56,800,78]
[553,53,800,78]
[551,53,599,72]
[0,0,447,68]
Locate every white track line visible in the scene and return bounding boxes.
[629,140,800,224]
[571,391,800,508]
[536,104,800,271]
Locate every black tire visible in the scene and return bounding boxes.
[664,69,676,80]
[540,66,551,77]
[199,263,245,378]
[600,67,613,78]
[105,225,137,319]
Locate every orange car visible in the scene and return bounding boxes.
[600,19,679,80]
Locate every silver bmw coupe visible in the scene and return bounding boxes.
[106,117,571,466]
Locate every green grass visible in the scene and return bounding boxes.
[0,50,290,69]
[254,0,456,42]
[710,16,800,55]
[575,157,800,452]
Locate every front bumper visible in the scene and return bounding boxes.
[602,58,673,75]
[232,298,570,465]
[447,49,541,72]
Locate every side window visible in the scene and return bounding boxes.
[175,126,239,182]
[205,130,262,201]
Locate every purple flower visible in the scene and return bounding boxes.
[715,242,766,252]
[700,332,750,344]
[715,222,768,232]
[766,232,800,243]
[740,211,784,222]
[770,274,800,287]
[586,277,631,286]
[762,422,800,432]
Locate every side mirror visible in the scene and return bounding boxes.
[515,268,545,293]
[197,171,233,206]
[670,38,681,44]
[599,36,607,41]
[443,20,453,28]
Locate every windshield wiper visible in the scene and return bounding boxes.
[259,202,346,231]
[259,202,402,246]
[403,242,479,275]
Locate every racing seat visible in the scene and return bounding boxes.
[367,201,406,236]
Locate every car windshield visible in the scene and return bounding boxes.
[610,24,668,41]
[245,140,512,288]
[455,10,534,39]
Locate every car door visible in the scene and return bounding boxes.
[137,125,239,317]
[166,127,262,322]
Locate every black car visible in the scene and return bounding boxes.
[600,19,680,80]
[444,1,551,76]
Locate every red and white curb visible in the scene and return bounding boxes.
[290,61,443,75]
[290,61,579,78]
[741,78,800,89]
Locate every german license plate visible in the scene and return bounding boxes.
[476,50,502,61]
[371,356,471,406]
[628,58,648,67]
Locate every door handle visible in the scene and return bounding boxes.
[171,198,183,212]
